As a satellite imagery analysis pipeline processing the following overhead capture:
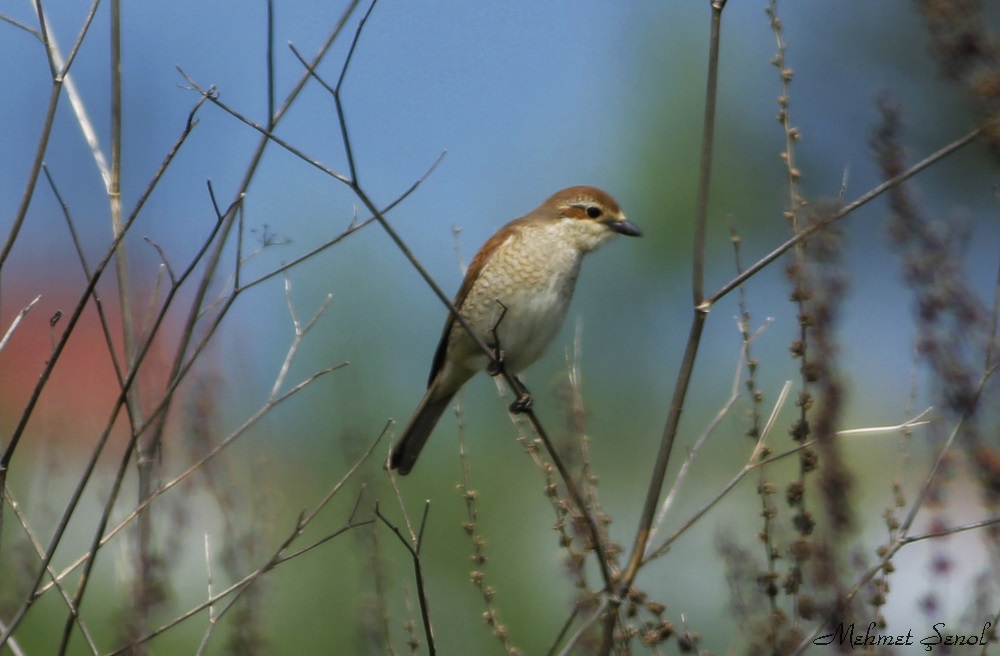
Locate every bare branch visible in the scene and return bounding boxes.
[644,334,746,552]
[0,0,102,271]
[706,122,986,308]
[375,500,436,655]
[0,295,40,354]
[108,428,382,655]
[1,488,100,654]
[142,237,178,286]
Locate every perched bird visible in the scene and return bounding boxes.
[389,185,641,474]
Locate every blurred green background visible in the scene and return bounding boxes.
[1,1,998,654]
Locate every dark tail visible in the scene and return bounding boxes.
[388,386,454,475]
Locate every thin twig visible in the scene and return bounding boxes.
[900,515,1000,545]
[270,277,334,401]
[755,380,793,459]
[42,164,128,390]
[142,237,178,285]
[0,13,42,39]
[375,501,436,656]
[553,596,610,656]
[644,330,748,554]
[0,296,41,354]
[835,408,933,436]
[707,122,987,308]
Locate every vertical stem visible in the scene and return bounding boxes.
[109,0,130,351]
[691,0,725,307]
[109,1,134,393]
[106,0,152,650]
[266,0,276,129]
[606,3,726,652]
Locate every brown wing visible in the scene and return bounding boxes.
[425,221,524,388]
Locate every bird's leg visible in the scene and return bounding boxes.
[487,299,533,413]
[486,299,509,377]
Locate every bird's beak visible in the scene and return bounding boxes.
[608,218,642,237]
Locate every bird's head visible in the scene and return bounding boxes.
[539,185,641,252]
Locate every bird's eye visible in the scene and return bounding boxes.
[586,206,602,219]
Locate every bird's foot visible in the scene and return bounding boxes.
[487,349,506,376]
[509,391,533,414]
